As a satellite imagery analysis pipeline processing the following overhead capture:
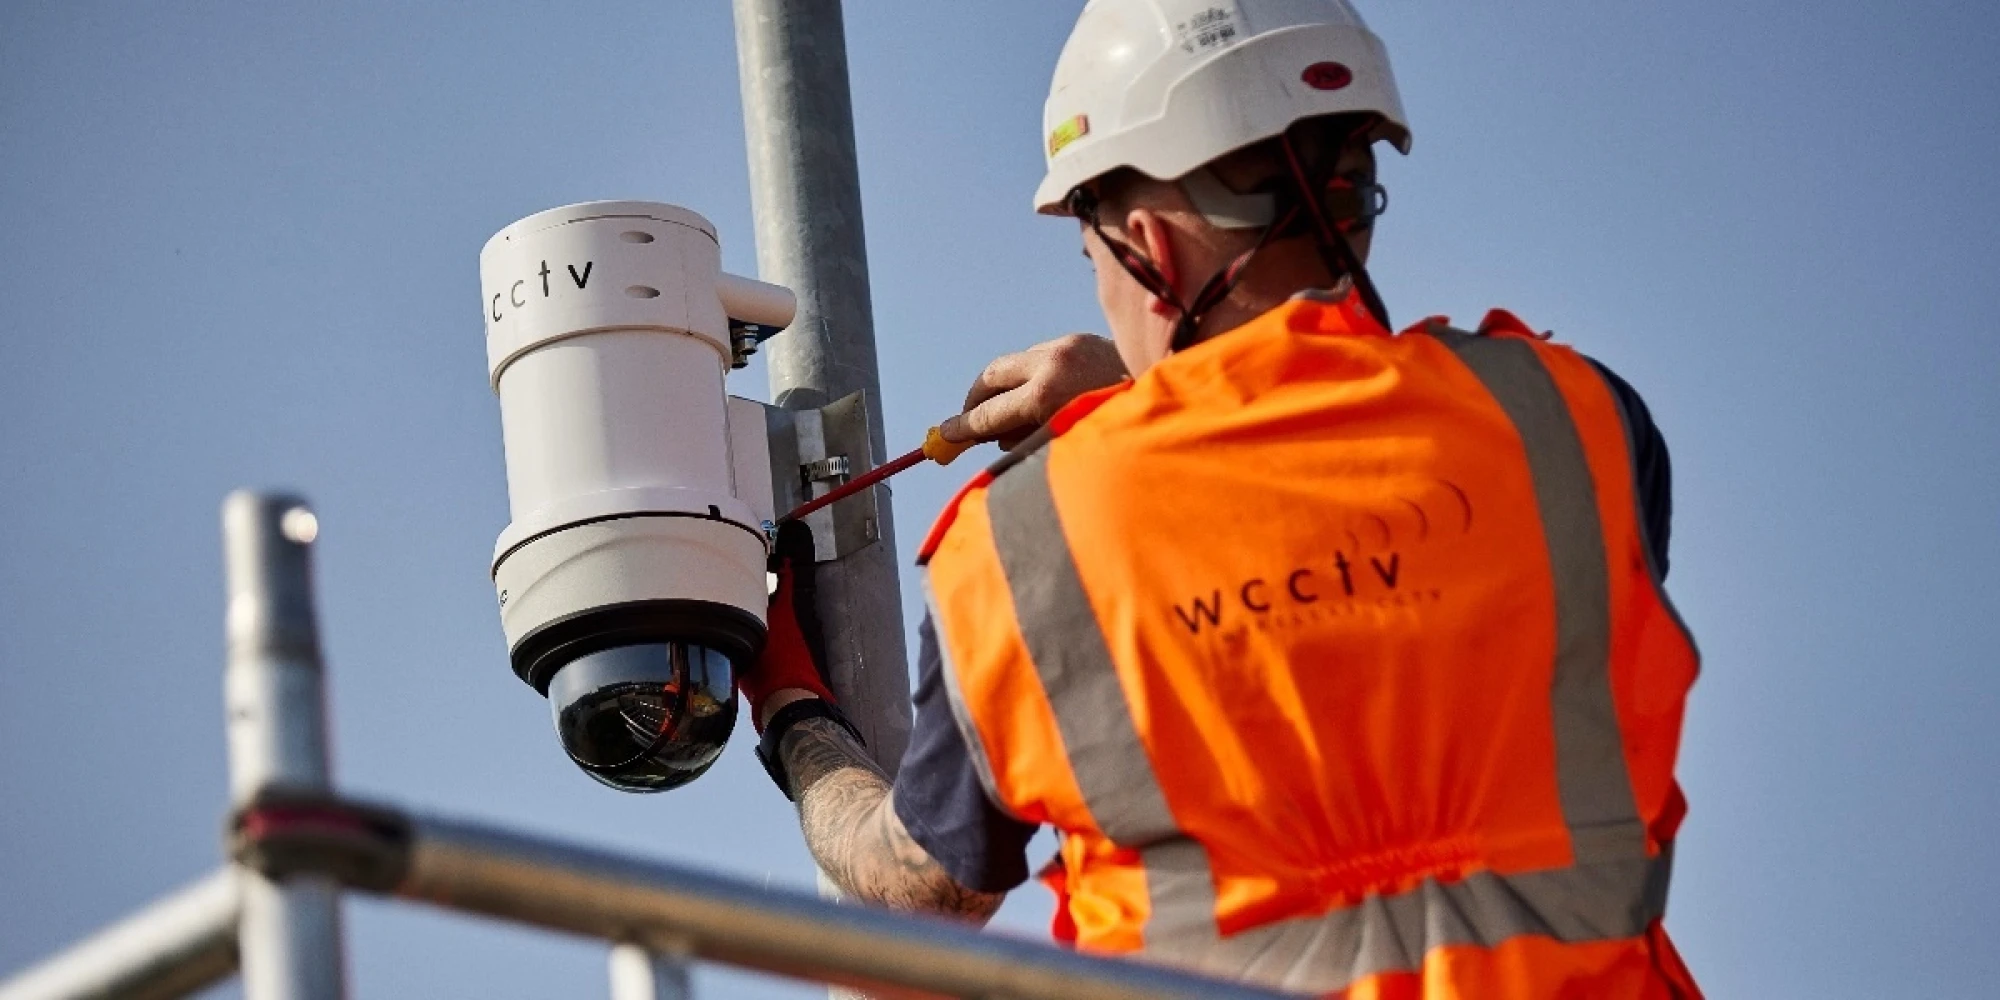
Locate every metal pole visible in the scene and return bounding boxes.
[609,944,693,1000]
[0,868,242,1000]
[222,492,347,1000]
[231,795,1295,1000]
[734,0,911,772]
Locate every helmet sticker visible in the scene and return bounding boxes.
[1047,114,1091,158]
[1175,7,1240,53]
[1302,61,1354,91]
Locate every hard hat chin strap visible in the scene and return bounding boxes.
[1070,186,1302,354]
[1279,132,1393,331]
[1069,129,1393,353]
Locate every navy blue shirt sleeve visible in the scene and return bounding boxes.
[891,614,1039,893]
[1586,357,1674,579]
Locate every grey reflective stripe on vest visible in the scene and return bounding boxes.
[967,337,1662,989]
[983,447,1222,931]
[1436,330,1649,863]
[1179,847,1672,993]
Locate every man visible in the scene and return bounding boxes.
[738,1,1702,995]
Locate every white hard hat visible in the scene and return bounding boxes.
[1034,0,1411,216]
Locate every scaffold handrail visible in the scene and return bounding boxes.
[0,868,241,1000]
[237,792,1299,1000]
[2,792,1302,1000]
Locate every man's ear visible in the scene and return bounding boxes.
[1124,207,1179,317]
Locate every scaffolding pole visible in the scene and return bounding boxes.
[609,944,693,1000]
[228,795,1292,1000]
[0,869,241,1000]
[221,492,348,999]
[4,488,1301,1000]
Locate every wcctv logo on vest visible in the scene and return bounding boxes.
[1171,479,1473,647]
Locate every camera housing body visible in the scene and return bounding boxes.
[482,201,792,792]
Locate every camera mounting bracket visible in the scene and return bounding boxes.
[760,390,880,563]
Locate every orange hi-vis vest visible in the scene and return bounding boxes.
[918,293,1702,997]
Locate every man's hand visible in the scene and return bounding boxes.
[740,523,1005,924]
[737,522,835,732]
[940,334,1128,450]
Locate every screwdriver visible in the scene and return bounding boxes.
[777,427,977,525]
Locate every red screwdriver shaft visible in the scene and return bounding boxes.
[778,445,927,525]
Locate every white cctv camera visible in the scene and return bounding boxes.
[481,201,794,792]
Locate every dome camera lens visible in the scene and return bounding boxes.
[546,641,738,793]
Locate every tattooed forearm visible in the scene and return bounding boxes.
[779,716,1005,924]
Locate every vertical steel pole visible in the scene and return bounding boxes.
[609,944,693,1000]
[734,0,911,772]
[222,492,347,1000]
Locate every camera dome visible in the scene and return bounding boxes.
[547,641,738,793]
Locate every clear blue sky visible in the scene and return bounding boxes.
[4,3,1997,996]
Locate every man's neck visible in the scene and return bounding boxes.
[1189,275,1356,346]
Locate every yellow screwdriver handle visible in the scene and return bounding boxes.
[922,426,976,466]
